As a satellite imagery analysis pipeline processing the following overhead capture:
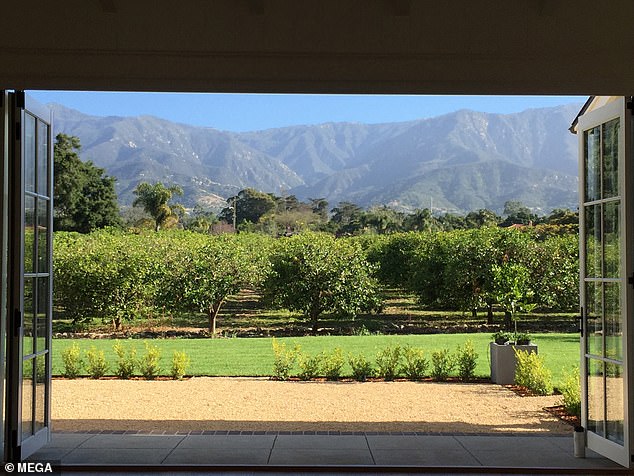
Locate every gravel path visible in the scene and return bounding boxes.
[51,377,570,434]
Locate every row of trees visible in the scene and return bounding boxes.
[54,134,579,236]
[54,227,578,335]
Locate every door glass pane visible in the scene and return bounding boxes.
[24,114,36,193]
[606,363,624,445]
[21,357,34,439]
[603,201,620,278]
[35,278,48,353]
[605,282,622,362]
[587,359,605,437]
[37,199,48,273]
[585,205,601,278]
[602,118,620,199]
[34,355,46,434]
[24,195,35,274]
[36,120,48,197]
[586,281,602,357]
[23,278,34,357]
[585,126,601,202]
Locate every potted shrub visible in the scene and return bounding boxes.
[492,331,511,345]
[513,332,531,345]
[489,332,537,385]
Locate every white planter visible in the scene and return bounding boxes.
[489,342,538,385]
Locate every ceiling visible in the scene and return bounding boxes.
[2,0,633,94]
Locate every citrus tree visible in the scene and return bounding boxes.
[262,232,382,334]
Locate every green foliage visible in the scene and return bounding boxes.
[321,348,345,380]
[297,351,322,380]
[456,340,478,381]
[113,341,137,379]
[492,331,511,345]
[514,349,553,395]
[375,345,402,380]
[85,346,109,379]
[431,349,456,381]
[170,351,191,380]
[160,233,266,335]
[132,181,184,231]
[262,232,382,333]
[513,332,531,345]
[54,133,122,233]
[348,353,374,381]
[139,342,162,380]
[61,342,83,378]
[271,339,299,380]
[219,188,277,226]
[400,346,429,380]
[560,366,581,418]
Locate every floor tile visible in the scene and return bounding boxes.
[77,434,185,449]
[273,435,368,450]
[45,433,96,448]
[269,449,374,465]
[177,434,276,449]
[367,435,463,451]
[163,448,271,464]
[371,448,480,466]
[61,447,172,464]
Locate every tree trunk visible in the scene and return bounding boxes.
[113,316,121,331]
[309,308,320,336]
[471,308,477,318]
[208,301,223,337]
[486,304,494,325]
[504,311,512,331]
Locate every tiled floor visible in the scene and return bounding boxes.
[27,431,628,474]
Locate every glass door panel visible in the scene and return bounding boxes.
[579,97,631,467]
[7,92,52,461]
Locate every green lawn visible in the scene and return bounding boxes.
[52,333,580,387]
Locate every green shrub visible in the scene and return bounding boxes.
[85,346,109,379]
[348,353,374,381]
[170,350,191,380]
[297,352,322,380]
[401,346,428,380]
[560,366,581,418]
[376,345,402,380]
[322,348,345,381]
[113,341,137,379]
[139,342,162,380]
[61,342,83,378]
[271,339,299,380]
[431,349,455,381]
[456,340,478,381]
[514,349,553,395]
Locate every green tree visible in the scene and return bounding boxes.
[263,232,382,334]
[219,188,276,227]
[53,133,122,233]
[160,233,268,335]
[132,182,184,231]
[330,201,364,235]
[500,201,539,227]
[464,209,500,228]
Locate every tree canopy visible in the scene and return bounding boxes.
[53,133,122,233]
[132,182,184,231]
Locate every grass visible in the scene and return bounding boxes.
[52,333,579,387]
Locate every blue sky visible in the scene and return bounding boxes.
[28,91,585,132]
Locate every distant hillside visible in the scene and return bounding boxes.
[51,102,582,214]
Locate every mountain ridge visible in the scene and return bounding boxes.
[49,102,583,214]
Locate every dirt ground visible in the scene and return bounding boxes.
[51,377,571,434]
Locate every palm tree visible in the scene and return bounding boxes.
[132,182,184,231]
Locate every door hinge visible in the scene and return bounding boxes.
[629,273,634,288]
[12,309,21,338]
[577,306,584,337]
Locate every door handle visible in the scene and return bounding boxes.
[577,306,584,337]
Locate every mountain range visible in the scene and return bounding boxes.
[50,102,583,214]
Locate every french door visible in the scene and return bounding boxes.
[5,92,53,461]
[579,97,633,467]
